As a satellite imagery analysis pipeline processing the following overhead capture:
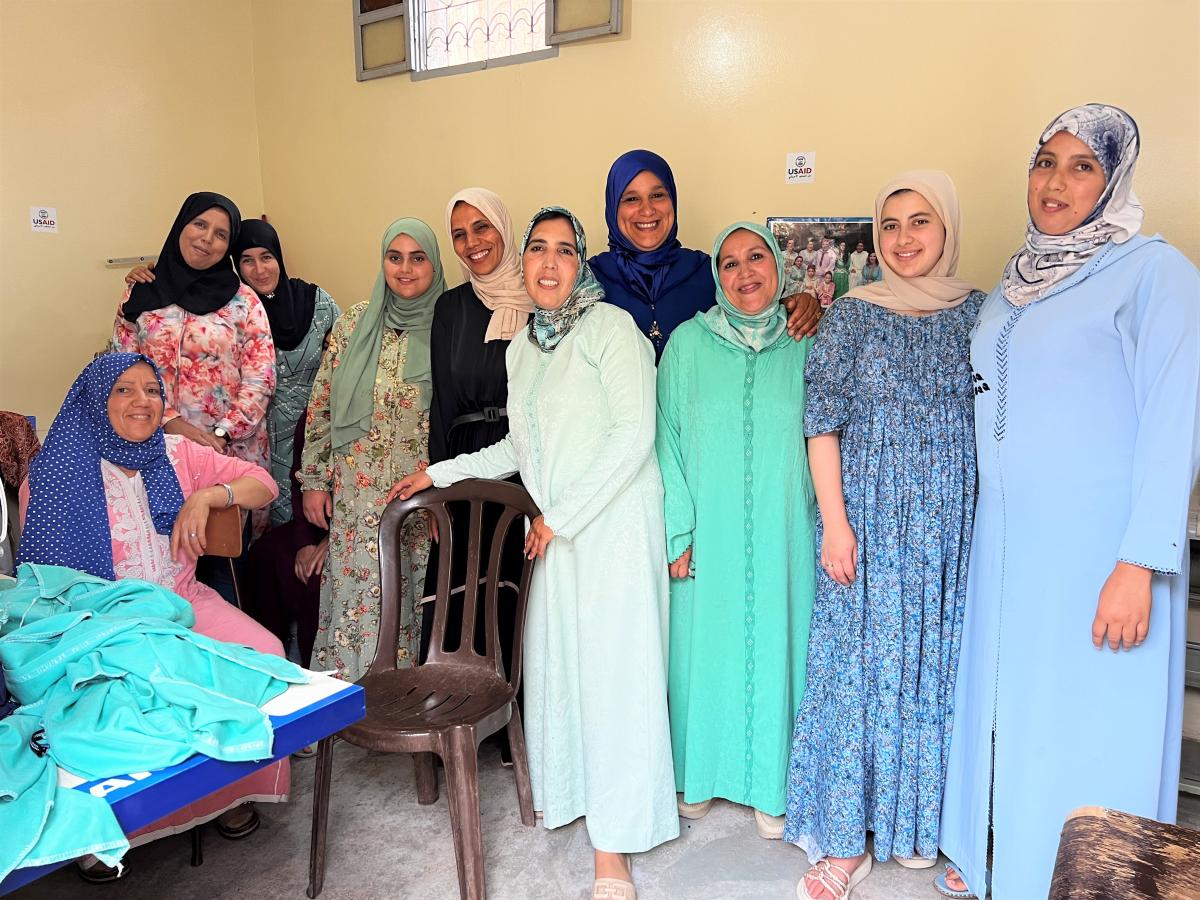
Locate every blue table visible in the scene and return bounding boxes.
[1,674,364,895]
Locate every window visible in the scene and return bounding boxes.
[353,0,622,82]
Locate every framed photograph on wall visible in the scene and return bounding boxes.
[766,216,877,307]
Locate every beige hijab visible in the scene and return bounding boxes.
[445,187,534,341]
[843,170,976,312]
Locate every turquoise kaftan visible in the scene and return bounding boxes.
[656,314,815,815]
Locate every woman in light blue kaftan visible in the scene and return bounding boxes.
[394,207,678,885]
[941,103,1200,900]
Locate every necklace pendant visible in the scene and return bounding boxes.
[649,322,662,340]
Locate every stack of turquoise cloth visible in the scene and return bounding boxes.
[0,563,309,881]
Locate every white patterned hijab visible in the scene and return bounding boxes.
[1002,103,1142,307]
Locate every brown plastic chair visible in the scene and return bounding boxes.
[307,478,539,900]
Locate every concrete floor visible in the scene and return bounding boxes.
[12,743,1200,900]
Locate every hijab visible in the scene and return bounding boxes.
[589,149,709,305]
[703,222,789,353]
[330,218,444,450]
[445,188,534,342]
[231,220,319,351]
[522,207,605,354]
[1001,103,1142,306]
[843,170,977,312]
[18,353,185,580]
[123,192,242,322]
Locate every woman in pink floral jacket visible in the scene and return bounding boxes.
[112,191,275,535]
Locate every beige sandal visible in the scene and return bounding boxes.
[592,854,635,899]
[677,796,714,819]
[796,854,872,899]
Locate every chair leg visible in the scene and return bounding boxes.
[442,726,485,900]
[190,824,203,866]
[306,736,336,899]
[414,752,439,805]
[228,558,244,610]
[506,703,535,827]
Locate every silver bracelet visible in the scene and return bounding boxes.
[218,482,234,508]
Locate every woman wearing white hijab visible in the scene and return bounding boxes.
[420,188,535,747]
[940,103,1200,900]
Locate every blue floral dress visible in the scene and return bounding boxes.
[784,291,985,862]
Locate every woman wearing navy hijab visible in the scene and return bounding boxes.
[590,150,821,360]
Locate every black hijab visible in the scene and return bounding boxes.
[231,220,319,351]
[123,191,242,323]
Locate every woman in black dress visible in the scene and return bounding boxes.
[421,188,534,724]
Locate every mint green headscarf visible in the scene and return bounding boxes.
[703,221,788,353]
[331,218,445,449]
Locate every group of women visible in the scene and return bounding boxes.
[13,103,1200,900]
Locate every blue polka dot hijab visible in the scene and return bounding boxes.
[18,353,185,579]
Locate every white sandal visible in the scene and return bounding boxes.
[796,855,872,899]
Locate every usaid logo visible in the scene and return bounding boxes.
[30,205,58,233]
[785,152,815,184]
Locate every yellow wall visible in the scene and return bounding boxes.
[0,0,265,429]
[3,0,1199,427]
[248,0,1200,313]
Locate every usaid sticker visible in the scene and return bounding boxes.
[785,153,815,185]
[30,206,58,233]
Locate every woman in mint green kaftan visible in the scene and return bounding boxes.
[656,222,815,821]
[409,208,679,860]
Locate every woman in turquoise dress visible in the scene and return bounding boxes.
[656,222,815,838]
[784,171,985,900]
[391,206,677,900]
[940,104,1200,900]
[831,242,850,299]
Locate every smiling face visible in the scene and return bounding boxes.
[450,201,504,277]
[878,190,947,278]
[522,215,579,311]
[867,253,878,266]
[178,207,232,270]
[238,246,281,296]
[616,170,676,252]
[1027,130,1107,235]
[383,233,435,299]
[856,241,865,253]
[107,362,164,442]
[717,229,779,316]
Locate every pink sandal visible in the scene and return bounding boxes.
[796,855,873,899]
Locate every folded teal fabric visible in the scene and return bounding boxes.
[0,563,311,879]
[0,713,127,882]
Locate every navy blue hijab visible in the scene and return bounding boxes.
[589,151,712,359]
[18,353,185,580]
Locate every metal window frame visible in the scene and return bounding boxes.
[354,0,412,82]
[545,0,621,45]
[409,0,558,81]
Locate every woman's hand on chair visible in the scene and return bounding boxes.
[669,546,692,579]
[302,490,333,529]
[171,487,218,562]
[387,471,432,503]
[524,515,554,559]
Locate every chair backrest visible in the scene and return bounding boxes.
[374,478,540,692]
[204,504,243,557]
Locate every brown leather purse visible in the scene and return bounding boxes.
[204,504,244,557]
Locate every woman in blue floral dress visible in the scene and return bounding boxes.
[785,171,986,900]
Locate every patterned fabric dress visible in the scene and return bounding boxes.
[112,284,276,534]
[784,292,984,862]
[298,300,430,681]
[267,288,339,525]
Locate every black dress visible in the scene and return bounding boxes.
[421,283,527,684]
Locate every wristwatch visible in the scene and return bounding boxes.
[213,426,229,443]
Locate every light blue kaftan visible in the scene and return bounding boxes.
[426,304,679,853]
[941,235,1200,899]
